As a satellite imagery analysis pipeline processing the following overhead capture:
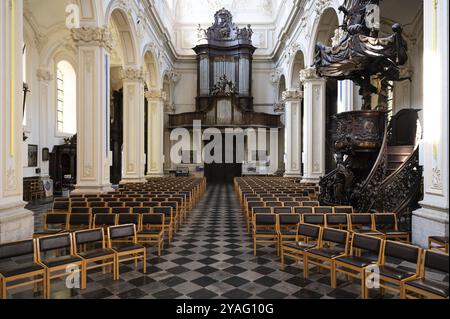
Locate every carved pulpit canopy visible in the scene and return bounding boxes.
[197,8,253,46]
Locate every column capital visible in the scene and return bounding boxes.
[71,26,114,51]
[282,89,303,102]
[36,69,53,82]
[299,67,323,83]
[120,67,144,81]
[145,89,166,102]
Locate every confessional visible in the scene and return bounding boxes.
[49,136,77,195]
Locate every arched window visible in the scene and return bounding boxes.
[56,60,76,135]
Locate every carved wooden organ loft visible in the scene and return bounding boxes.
[316,0,422,217]
[169,8,281,129]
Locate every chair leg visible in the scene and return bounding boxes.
[304,256,309,279]
[361,271,367,299]
[81,262,87,290]
[280,249,285,271]
[1,280,7,299]
[45,270,51,299]
[143,250,147,274]
[399,283,406,299]
[331,263,337,289]
[253,237,257,256]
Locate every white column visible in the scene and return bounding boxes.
[301,68,326,183]
[0,0,34,243]
[71,27,113,194]
[412,0,449,247]
[338,80,354,113]
[145,90,165,177]
[283,90,303,177]
[37,69,53,177]
[121,68,146,183]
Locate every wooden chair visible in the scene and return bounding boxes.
[428,236,449,254]
[314,206,333,215]
[333,233,384,299]
[273,207,292,215]
[91,207,111,215]
[33,213,68,238]
[281,223,321,271]
[37,233,84,298]
[154,207,174,244]
[374,213,410,242]
[73,228,116,288]
[0,239,46,299]
[325,213,349,230]
[334,206,354,214]
[304,228,350,280]
[302,213,325,227]
[302,201,319,207]
[349,214,382,237]
[277,214,301,251]
[70,207,91,214]
[404,250,449,299]
[108,224,147,280]
[378,241,421,298]
[138,214,165,256]
[253,214,279,256]
[67,214,92,232]
[51,201,70,213]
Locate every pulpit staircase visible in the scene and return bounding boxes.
[320,109,422,218]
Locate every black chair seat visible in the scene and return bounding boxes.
[406,279,449,298]
[430,236,449,244]
[379,265,416,280]
[284,242,316,251]
[279,230,298,236]
[0,263,44,278]
[78,248,115,259]
[335,255,377,268]
[308,248,345,259]
[138,229,163,235]
[34,230,63,236]
[41,255,82,268]
[112,243,145,253]
[255,229,277,235]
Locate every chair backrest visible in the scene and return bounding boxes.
[133,207,152,215]
[68,214,92,227]
[424,250,449,274]
[302,201,319,207]
[89,201,106,208]
[298,223,321,240]
[0,239,35,260]
[252,207,272,215]
[108,224,136,240]
[273,207,292,215]
[154,207,172,218]
[86,197,100,202]
[374,213,398,231]
[70,207,91,214]
[103,197,118,202]
[165,201,178,210]
[314,206,333,214]
[112,207,131,215]
[142,213,164,226]
[247,201,264,209]
[125,202,142,208]
[53,201,69,211]
[71,201,88,208]
[38,233,72,252]
[142,201,160,208]
[278,214,300,226]
[108,202,124,207]
[334,206,353,214]
[94,214,117,227]
[384,241,421,265]
[352,233,383,255]
[84,194,99,199]
[265,201,283,207]
[255,214,277,226]
[117,214,140,226]
[119,197,134,202]
[74,228,104,246]
[325,214,349,228]
[293,207,313,215]
[350,214,373,229]
[303,213,325,226]
[45,213,68,227]
[91,207,111,215]
[321,228,349,246]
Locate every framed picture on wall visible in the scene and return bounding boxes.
[28,144,38,167]
[42,148,49,161]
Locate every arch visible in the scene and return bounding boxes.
[107,5,140,68]
[142,47,161,90]
[75,0,103,26]
[55,60,77,135]
[289,51,305,90]
[307,5,341,65]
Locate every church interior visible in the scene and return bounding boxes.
[0,0,448,301]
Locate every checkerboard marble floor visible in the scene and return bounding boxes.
[6,184,448,299]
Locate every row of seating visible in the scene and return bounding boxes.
[279,223,449,299]
[35,211,168,254]
[252,212,410,256]
[1,224,148,299]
